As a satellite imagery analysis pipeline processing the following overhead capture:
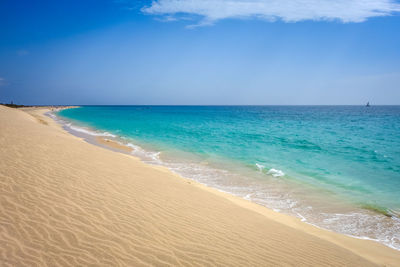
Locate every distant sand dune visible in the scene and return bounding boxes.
[0,105,399,266]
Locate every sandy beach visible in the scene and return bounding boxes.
[1,105,399,266]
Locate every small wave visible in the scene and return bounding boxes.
[267,168,285,177]
[296,212,307,222]
[150,152,161,161]
[68,124,116,138]
[126,142,142,151]
[47,112,57,119]
[255,163,284,177]
[126,142,162,163]
[255,163,265,172]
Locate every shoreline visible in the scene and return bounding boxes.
[46,106,400,261]
[1,105,400,266]
[49,107,400,257]
[53,106,400,252]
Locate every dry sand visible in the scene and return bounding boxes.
[1,105,399,266]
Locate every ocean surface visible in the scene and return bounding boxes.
[55,105,400,250]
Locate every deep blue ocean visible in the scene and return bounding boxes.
[56,105,400,249]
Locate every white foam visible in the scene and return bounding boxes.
[48,111,116,138]
[255,163,265,172]
[255,163,285,177]
[150,152,161,161]
[126,142,162,163]
[267,168,285,177]
[297,212,307,222]
[47,112,57,119]
[244,193,253,200]
[126,142,142,152]
[68,125,116,137]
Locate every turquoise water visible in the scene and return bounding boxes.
[56,105,400,249]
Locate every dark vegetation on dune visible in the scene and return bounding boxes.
[1,102,32,108]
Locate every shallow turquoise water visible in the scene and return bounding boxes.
[57,105,400,249]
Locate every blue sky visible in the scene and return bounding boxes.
[0,0,400,105]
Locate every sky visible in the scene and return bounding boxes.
[0,0,400,105]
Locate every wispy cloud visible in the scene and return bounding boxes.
[115,0,149,11]
[142,0,400,26]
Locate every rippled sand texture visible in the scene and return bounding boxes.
[0,105,398,266]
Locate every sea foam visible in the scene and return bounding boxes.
[255,164,285,177]
[67,124,116,137]
[267,168,285,177]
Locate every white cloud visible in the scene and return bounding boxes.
[142,0,400,26]
[0,77,5,87]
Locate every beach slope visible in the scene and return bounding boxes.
[0,105,398,266]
